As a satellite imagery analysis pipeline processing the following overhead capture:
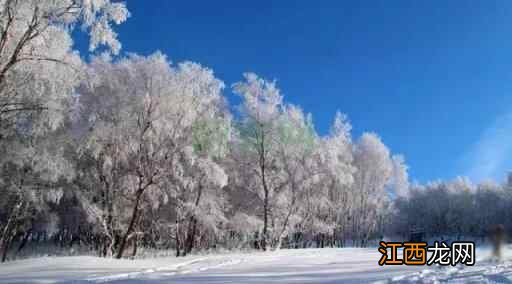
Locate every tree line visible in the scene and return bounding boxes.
[390,177,512,241]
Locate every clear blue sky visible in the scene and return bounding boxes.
[74,1,512,184]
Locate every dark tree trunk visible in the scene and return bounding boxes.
[131,235,138,258]
[257,129,270,252]
[0,199,23,263]
[184,217,198,255]
[262,192,268,251]
[116,190,143,259]
[1,237,12,263]
[261,165,269,251]
[17,229,32,253]
[184,184,203,255]
[176,219,181,257]
[101,236,108,257]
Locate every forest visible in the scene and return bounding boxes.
[0,0,509,263]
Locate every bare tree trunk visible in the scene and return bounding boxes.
[131,235,138,258]
[256,128,271,252]
[276,205,294,250]
[262,183,269,251]
[260,151,270,251]
[175,220,181,257]
[116,189,143,259]
[99,167,114,258]
[1,237,12,263]
[184,184,203,255]
[101,235,109,257]
[17,228,31,253]
[184,218,197,255]
[0,198,23,263]
[0,218,15,262]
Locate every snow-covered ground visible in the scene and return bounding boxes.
[0,247,510,283]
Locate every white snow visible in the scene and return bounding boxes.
[1,247,511,283]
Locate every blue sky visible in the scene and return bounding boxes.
[74,1,512,183]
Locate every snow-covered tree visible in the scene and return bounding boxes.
[351,132,393,246]
[270,104,318,249]
[75,53,230,258]
[309,112,355,247]
[389,155,409,198]
[0,0,128,262]
[231,73,284,251]
[0,0,129,140]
